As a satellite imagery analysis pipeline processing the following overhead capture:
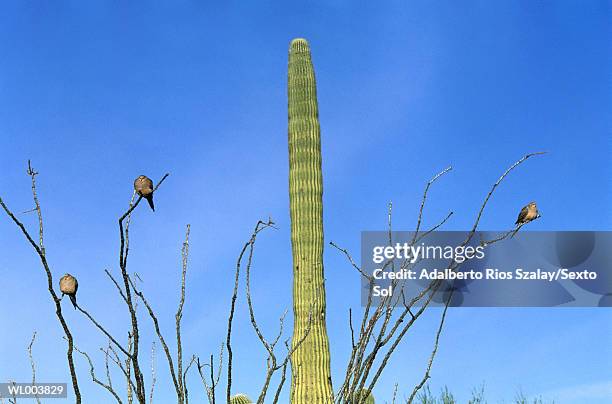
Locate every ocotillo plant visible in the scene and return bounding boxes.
[288,38,334,402]
[354,389,375,404]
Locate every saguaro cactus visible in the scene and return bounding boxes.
[288,38,334,402]
[230,394,253,404]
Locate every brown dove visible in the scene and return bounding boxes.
[59,273,78,309]
[515,201,539,225]
[134,175,155,211]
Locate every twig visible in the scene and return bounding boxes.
[329,242,371,279]
[27,331,40,404]
[129,277,180,398]
[176,225,191,403]
[27,161,45,254]
[72,340,123,403]
[226,219,275,403]
[469,152,545,235]
[126,333,133,404]
[105,269,128,304]
[413,166,452,241]
[76,304,130,357]
[183,355,197,404]
[196,346,223,404]
[197,357,213,404]
[150,342,157,404]
[407,295,451,403]
[7,380,17,404]
[104,344,137,393]
[272,358,289,404]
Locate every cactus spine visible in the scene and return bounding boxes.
[288,38,333,403]
[230,394,253,404]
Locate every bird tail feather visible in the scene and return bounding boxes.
[145,195,155,212]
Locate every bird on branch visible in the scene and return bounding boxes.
[134,175,155,211]
[515,201,540,225]
[59,273,78,309]
[511,201,541,238]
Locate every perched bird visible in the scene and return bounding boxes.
[515,201,539,225]
[134,175,155,211]
[59,273,78,309]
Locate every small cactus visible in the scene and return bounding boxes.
[230,394,253,404]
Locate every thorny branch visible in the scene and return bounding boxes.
[242,219,314,403]
[27,331,41,404]
[0,161,82,402]
[226,218,276,403]
[150,343,157,404]
[183,355,197,404]
[104,344,138,395]
[406,291,452,403]
[71,339,123,404]
[127,223,192,404]
[331,152,545,403]
[177,225,191,403]
[128,271,180,400]
[197,345,223,404]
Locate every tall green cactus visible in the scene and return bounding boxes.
[230,394,253,404]
[288,38,334,403]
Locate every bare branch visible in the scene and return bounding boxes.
[126,333,134,404]
[272,352,289,404]
[348,309,356,350]
[469,152,545,235]
[129,276,180,398]
[334,153,545,401]
[118,172,169,403]
[7,380,17,404]
[27,331,40,404]
[104,343,138,395]
[0,162,81,402]
[329,241,371,279]
[76,304,131,357]
[105,269,128,304]
[72,341,123,404]
[226,219,275,403]
[183,355,197,404]
[27,160,45,254]
[413,166,452,238]
[480,215,541,246]
[150,342,157,404]
[177,225,191,403]
[407,296,451,403]
[197,346,223,404]
[238,218,314,403]
[197,357,213,404]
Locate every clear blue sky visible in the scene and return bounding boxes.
[1,1,610,403]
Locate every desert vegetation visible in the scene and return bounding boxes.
[0,39,545,404]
